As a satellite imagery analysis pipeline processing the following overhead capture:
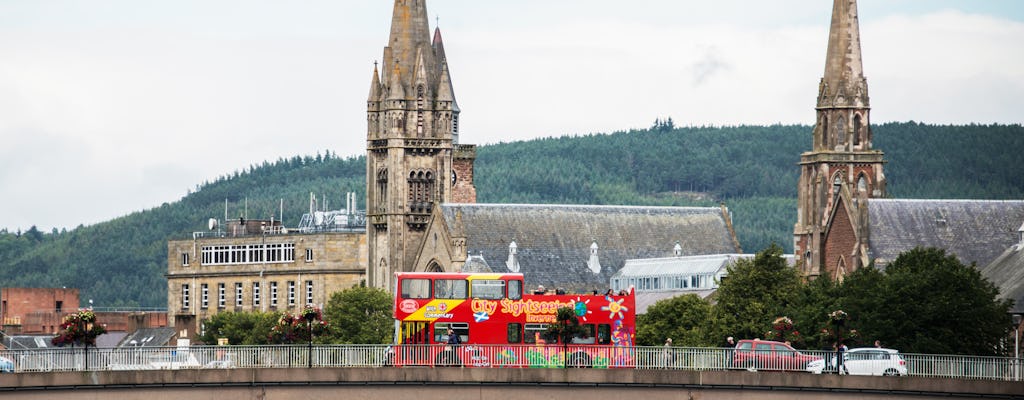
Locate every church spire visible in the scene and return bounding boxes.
[366,0,477,292]
[822,0,866,101]
[384,0,433,92]
[794,0,885,282]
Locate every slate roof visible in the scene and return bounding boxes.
[2,333,126,349]
[980,237,1024,314]
[2,335,56,350]
[868,199,1024,268]
[441,203,740,294]
[116,327,177,348]
[635,290,716,315]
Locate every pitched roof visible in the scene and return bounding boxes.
[441,203,741,293]
[617,254,752,277]
[868,199,1024,268]
[117,327,177,348]
[980,241,1024,314]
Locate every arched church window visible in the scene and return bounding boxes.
[853,114,862,147]
[820,115,829,148]
[835,115,846,146]
[857,174,868,193]
[377,169,388,208]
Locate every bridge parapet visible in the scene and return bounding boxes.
[3,368,1022,399]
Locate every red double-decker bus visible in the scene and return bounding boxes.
[392,272,636,368]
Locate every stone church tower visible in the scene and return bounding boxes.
[366,0,476,291]
[794,0,886,280]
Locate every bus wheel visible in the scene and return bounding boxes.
[435,350,461,367]
[566,352,592,368]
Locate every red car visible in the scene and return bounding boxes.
[731,339,821,371]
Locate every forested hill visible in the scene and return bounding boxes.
[1,122,1021,307]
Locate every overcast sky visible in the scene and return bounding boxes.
[1,1,1022,232]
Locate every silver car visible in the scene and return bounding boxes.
[806,347,907,376]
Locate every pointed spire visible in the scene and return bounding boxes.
[821,0,867,106]
[433,27,446,62]
[386,0,433,89]
[368,61,382,101]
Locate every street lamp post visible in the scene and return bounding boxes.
[305,311,315,369]
[1014,314,1022,381]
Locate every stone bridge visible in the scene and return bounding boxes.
[2,367,1021,400]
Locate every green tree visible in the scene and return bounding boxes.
[847,247,1012,355]
[636,294,712,346]
[785,270,841,350]
[323,285,393,344]
[710,243,802,344]
[196,311,281,345]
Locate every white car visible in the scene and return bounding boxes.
[806,348,907,376]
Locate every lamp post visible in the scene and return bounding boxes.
[1014,314,1022,381]
[305,311,315,369]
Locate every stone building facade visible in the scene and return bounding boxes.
[366,0,477,291]
[794,0,886,280]
[166,219,366,340]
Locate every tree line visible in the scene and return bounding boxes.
[0,122,1021,307]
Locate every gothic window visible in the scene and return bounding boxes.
[835,115,846,146]
[820,115,828,147]
[853,114,862,147]
[407,170,436,211]
[377,169,388,209]
[857,174,868,193]
[427,261,443,273]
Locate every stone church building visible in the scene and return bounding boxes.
[364,0,741,292]
[794,0,1024,281]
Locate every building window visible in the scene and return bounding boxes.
[182,284,190,309]
[201,243,296,266]
[253,282,261,307]
[201,284,209,309]
[235,283,243,307]
[270,282,279,307]
[218,283,226,308]
[305,248,313,262]
[305,280,314,304]
[181,253,190,266]
[288,281,296,306]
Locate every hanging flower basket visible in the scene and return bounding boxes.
[51,309,106,347]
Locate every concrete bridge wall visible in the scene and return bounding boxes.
[1,367,1021,399]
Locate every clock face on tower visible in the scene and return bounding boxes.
[452,171,457,185]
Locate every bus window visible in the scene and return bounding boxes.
[471,279,506,300]
[597,324,611,345]
[571,324,596,344]
[434,322,469,344]
[401,279,431,299]
[434,279,468,299]
[524,323,556,344]
[507,323,522,343]
[507,279,522,300]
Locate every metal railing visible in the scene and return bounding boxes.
[0,345,1019,382]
